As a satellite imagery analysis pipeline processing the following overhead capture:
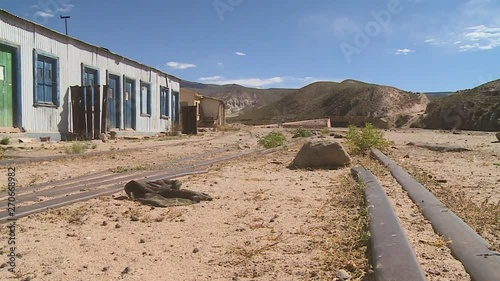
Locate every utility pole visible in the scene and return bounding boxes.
[60,15,70,35]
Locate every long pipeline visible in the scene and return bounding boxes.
[371,148,500,281]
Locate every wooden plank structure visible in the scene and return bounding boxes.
[181,105,198,135]
[70,85,103,140]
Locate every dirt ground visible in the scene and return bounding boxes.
[0,127,498,281]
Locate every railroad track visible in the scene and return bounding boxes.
[0,142,283,224]
[352,149,500,281]
[0,135,223,166]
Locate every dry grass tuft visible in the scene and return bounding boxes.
[402,163,500,251]
[245,188,271,201]
[312,172,372,280]
[67,206,88,225]
[228,233,285,266]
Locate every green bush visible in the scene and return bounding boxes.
[0,137,9,145]
[292,128,313,138]
[258,131,286,149]
[346,123,391,154]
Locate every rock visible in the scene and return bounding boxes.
[336,269,351,280]
[121,267,131,274]
[292,139,351,169]
[496,132,500,141]
[407,141,471,152]
[100,133,108,143]
[330,132,345,138]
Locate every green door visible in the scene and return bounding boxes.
[0,49,13,127]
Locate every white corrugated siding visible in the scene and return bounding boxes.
[0,11,179,134]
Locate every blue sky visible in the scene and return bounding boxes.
[2,0,500,92]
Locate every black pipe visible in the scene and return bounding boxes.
[371,148,500,281]
[351,166,426,281]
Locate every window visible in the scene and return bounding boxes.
[34,50,59,106]
[160,86,170,118]
[140,81,151,116]
[82,65,99,87]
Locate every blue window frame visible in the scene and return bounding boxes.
[140,81,151,116]
[81,64,99,87]
[123,77,136,129]
[33,50,59,107]
[160,86,170,119]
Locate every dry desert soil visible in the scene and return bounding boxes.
[0,126,498,281]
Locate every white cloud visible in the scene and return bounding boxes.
[198,76,283,87]
[425,24,500,51]
[199,76,223,81]
[166,62,196,70]
[57,4,75,13]
[35,11,55,18]
[235,52,246,56]
[197,75,343,88]
[420,1,500,51]
[216,61,223,67]
[394,48,415,55]
[459,25,500,51]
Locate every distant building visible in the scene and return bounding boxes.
[0,9,180,140]
[180,89,225,130]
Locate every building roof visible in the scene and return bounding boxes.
[0,9,181,82]
[180,89,203,99]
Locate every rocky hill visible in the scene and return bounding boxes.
[412,80,500,131]
[181,81,294,117]
[231,80,429,128]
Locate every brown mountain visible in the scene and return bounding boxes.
[412,80,500,131]
[181,81,294,117]
[231,80,429,128]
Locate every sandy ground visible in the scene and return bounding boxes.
[384,129,499,204]
[0,127,498,280]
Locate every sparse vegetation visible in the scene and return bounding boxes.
[257,131,286,149]
[67,207,87,225]
[0,137,10,145]
[346,123,391,154]
[218,124,240,132]
[407,165,500,251]
[292,128,313,138]
[64,142,97,154]
[314,173,371,279]
[321,127,331,135]
[110,165,148,173]
[395,114,411,128]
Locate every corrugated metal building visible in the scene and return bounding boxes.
[0,9,181,140]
